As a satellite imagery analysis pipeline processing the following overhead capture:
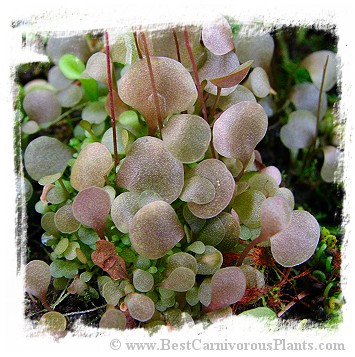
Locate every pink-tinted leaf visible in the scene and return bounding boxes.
[260,166,282,186]
[213,102,268,165]
[280,110,317,149]
[202,16,234,55]
[180,176,216,204]
[117,56,197,134]
[270,210,320,267]
[129,201,185,259]
[198,50,240,96]
[70,142,113,191]
[72,187,111,239]
[187,159,235,219]
[218,85,256,111]
[23,89,62,126]
[116,136,184,203]
[210,60,253,88]
[162,267,196,292]
[25,260,51,304]
[205,267,246,312]
[161,114,211,163]
[260,196,292,239]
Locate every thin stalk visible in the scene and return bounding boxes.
[183,27,208,122]
[302,55,330,171]
[105,31,119,169]
[63,304,107,316]
[140,31,163,131]
[172,29,181,63]
[236,234,269,266]
[53,102,88,125]
[133,31,143,59]
[209,86,221,121]
[51,291,70,310]
[58,177,70,198]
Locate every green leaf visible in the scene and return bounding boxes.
[80,77,99,101]
[59,54,85,80]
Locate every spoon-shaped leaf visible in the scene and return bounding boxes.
[205,267,246,312]
[260,196,292,240]
[39,311,67,332]
[234,32,274,70]
[117,56,197,134]
[136,26,205,71]
[161,114,211,163]
[210,60,253,88]
[218,85,256,111]
[202,16,234,55]
[180,176,216,204]
[198,50,240,96]
[54,204,81,234]
[23,90,62,126]
[280,110,317,149]
[129,200,185,259]
[48,65,73,90]
[133,269,154,293]
[289,83,327,119]
[72,186,111,239]
[163,267,196,292]
[70,142,113,191]
[216,212,240,252]
[195,246,223,275]
[125,293,155,322]
[321,146,339,183]
[111,192,140,233]
[187,159,235,219]
[86,52,110,84]
[198,216,226,246]
[24,136,73,182]
[270,210,320,267]
[116,136,184,203]
[57,84,83,108]
[165,252,198,275]
[99,308,127,329]
[213,102,268,165]
[46,35,91,64]
[239,265,265,289]
[301,50,337,91]
[25,260,51,307]
[233,189,266,228]
[247,67,271,98]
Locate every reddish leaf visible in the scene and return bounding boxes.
[91,240,128,280]
[210,60,253,88]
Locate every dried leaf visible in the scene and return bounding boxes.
[91,240,128,280]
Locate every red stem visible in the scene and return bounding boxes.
[236,234,269,266]
[183,27,208,122]
[140,32,163,131]
[105,31,119,168]
[133,31,143,59]
[209,86,221,121]
[172,29,181,63]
